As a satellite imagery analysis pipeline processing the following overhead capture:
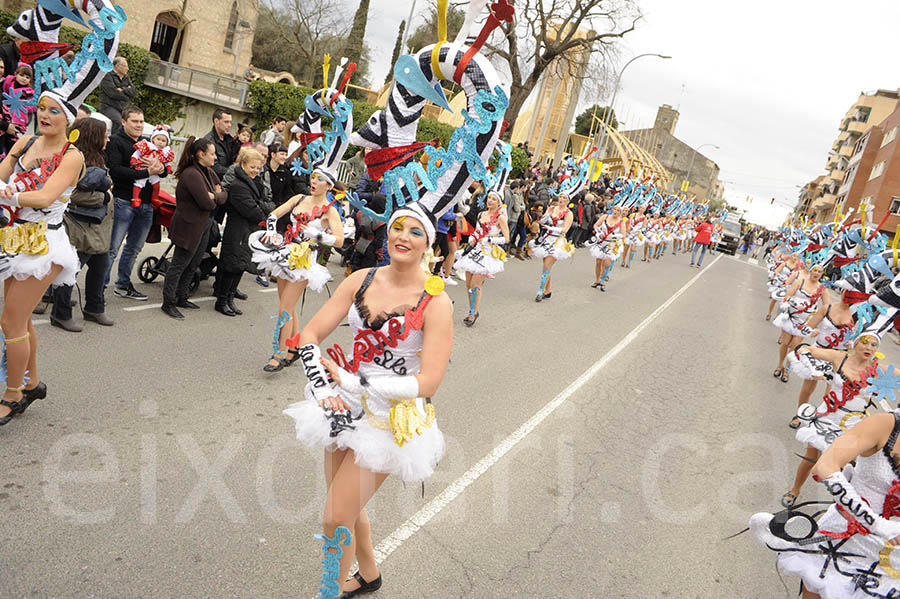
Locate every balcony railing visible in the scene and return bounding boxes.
[144,59,250,110]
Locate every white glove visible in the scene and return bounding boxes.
[262,214,278,243]
[297,344,339,403]
[488,235,506,245]
[337,368,419,399]
[818,471,900,539]
[0,192,20,208]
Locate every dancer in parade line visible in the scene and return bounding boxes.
[653,216,670,259]
[588,203,626,291]
[454,189,509,326]
[786,288,855,429]
[772,263,825,383]
[0,0,122,426]
[765,253,801,321]
[621,204,646,268]
[286,203,452,597]
[780,332,881,508]
[529,191,574,302]
[750,408,900,598]
[250,168,344,372]
[642,214,659,262]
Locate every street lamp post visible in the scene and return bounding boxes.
[588,53,671,181]
[684,143,720,196]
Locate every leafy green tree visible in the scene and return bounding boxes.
[385,20,406,85]
[573,105,617,136]
[345,0,370,66]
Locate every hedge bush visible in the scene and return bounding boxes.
[248,79,456,159]
[0,9,185,126]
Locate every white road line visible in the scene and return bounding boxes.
[748,258,759,265]
[370,253,724,564]
[258,288,279,293]
[32,319,49,326]
[122,296,216,312]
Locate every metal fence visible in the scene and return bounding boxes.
[144,59,249,110]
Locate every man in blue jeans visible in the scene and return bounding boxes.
[105,106,167,299]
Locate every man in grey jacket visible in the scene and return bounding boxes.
[98,57,137,133]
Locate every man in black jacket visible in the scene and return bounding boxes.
[104,107,167,300]
[98,57,137,134]
[203,108,237,180]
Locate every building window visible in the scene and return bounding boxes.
[882,126,898,148]
[870,161,886,180]
[224,1,238,51]
[891,198,900,216]
[150,11,184,63]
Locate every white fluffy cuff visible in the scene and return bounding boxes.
[338,368,419,399]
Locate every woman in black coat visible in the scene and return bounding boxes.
[215,148,268,316]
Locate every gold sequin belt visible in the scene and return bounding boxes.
[1,220,57,256]
[360,394,436,448]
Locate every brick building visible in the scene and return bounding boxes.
[857,105,900,235]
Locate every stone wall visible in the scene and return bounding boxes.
[0,0,258,79]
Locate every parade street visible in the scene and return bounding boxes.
[5,249,891,598]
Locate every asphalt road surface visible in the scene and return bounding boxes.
[4,245,899,598]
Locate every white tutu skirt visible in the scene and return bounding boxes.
[284,383,445,483]
[248,231,331,290]
[0,226,78,286]
[454,243,505,276]
[750,507,900,599]
[625,233,644,248]
[794,403,867,453]
[529,235,574,261]
[769,286,787,301]
[773,311,808,337]
[787,351,834,381]
[589,242,620,261]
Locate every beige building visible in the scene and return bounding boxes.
[805,88,900,222]
[509,25,593,167]
[0,0,260,136]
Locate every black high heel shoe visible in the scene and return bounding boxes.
[15,381,47,415]
[340,572,383,598]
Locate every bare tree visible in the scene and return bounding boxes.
[484,0,641,133]
[258,0,352,85]
[169,0,196,63]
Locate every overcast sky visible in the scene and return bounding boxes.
[361,0,900,227]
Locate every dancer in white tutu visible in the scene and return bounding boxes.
[454,189,509,327]
[250,169,344,372]
[780,333,881,509]
[773,263,824,383]
[249,75,353,373]
[751,409,900,599]
[588,203,625,291]
[530,192,574,302]
[766,253,800,320]
[621,204,646,268]
[0,0,121,426]
[286,202,452,597]
[786,288,856,429]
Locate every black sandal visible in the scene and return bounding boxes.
[15,381,46,415]
[263,353,289,373]
[765,314,771,321]
[600,284,606,292]
[789,417,801,429]
[542,292,552,300]
[773,368,783,378]
[340,571,383,598]
[285,348,301,366]
[0,399,18,426]
[591,282,601,288]
[781,492,797,508]
[781,370,789,383]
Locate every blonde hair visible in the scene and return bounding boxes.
[238,147,264,165]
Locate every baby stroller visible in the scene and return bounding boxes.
[137,191,218,296]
